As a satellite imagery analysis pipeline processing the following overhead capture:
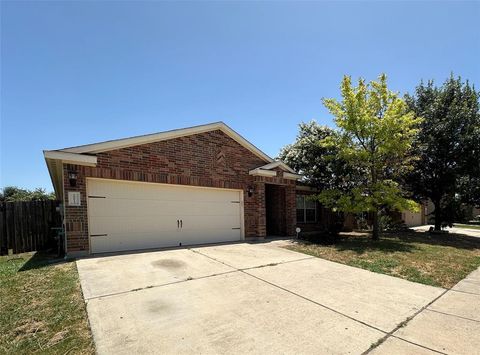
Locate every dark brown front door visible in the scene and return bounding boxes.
[265,184,287,236]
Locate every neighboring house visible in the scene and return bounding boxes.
[399,207,426,227]
[367,205,426,229]
[45,122,309,256]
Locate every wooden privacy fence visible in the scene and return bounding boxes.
[0,200,62,255]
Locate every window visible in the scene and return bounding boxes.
[296,195,316,223]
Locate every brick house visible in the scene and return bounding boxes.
[45,122,322,256]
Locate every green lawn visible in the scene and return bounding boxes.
[286,230,480,288]
[0,252,94,354]
[454,223,480,230]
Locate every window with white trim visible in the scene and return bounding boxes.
[296,195,317,223]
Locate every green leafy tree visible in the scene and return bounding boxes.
[320,74,420,240]
[279,121,361,239]
[0,186,56,202]
[278,121,355,191]
[405,75,480,230]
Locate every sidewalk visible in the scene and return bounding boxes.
[372,267,480,354]
[412,225,480,239]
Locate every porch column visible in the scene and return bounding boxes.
[285,185,297,236]
[255,181,266,236]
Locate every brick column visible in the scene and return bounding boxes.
[255,181,266,236]
[285,185,297,236]
[63,164,89,255]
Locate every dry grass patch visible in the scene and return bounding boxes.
[0,252,94,354]
[286,230,480,288]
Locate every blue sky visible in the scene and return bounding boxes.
[1,1,479,191]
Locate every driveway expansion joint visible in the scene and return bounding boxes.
[449,288,480,296]
[459,279,480,285]
[239,268,445,355]
[83,250,313,301]
[191,248,391,335]
[425,308,480,324]
[240,256,315,271]
[84,269,239,301]
[188,248,314,270]
[388,335,448,355]
[242,268,389,334]
[80,246,475,355]
[190,246,456,355]
[364,287,449,354]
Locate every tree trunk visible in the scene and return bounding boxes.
[434,199,442,231]
[372,209,380,240]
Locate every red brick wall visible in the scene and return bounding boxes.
[285,185,297,236]
[62,130,296,254]
[295,190,355,233]
[63,168,89,253]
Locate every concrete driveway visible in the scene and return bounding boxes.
[76,241,477,354]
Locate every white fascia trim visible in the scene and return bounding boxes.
[59,122,273,163]
[283,172,303,180]
[249,169,277,177]
[44,150,97,166]
[45,158,64,200]
[259,161,296,173]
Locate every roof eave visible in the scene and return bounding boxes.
[282,172,303,180]
[255,160,297,174]
[43,150,98,200]
[58,122,273,163]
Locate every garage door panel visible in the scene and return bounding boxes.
[186,201,240,216]
[179,229,241,245]
[90,232,180,254]
[87,179,243,254]
[89,215,180,235]
[88,199,181,218]
[88,179,239,202]
[89,199,239,218]
[180,215,241,230]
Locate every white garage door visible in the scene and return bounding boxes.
[87,178,243,254]
[402,210,422,227]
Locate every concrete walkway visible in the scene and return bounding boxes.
[412,225,480,239]
[371,267,480,355]
[76,241,478,354]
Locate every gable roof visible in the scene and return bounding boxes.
[248,161,302,180]
[254,161,296,174]
[59,122,273,162]
[44,122,300,198]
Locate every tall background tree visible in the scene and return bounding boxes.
[320,74,420,240]
[405,75,480,230]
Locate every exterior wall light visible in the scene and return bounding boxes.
[247,185,255,197]
[68,171,78,187]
